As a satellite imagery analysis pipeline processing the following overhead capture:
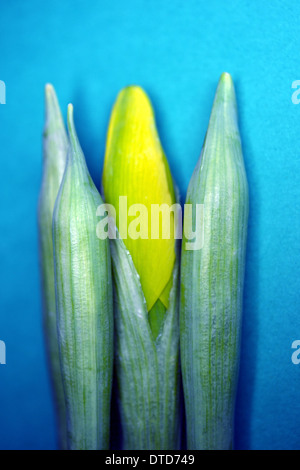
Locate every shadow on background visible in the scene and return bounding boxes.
[234,78,260,450]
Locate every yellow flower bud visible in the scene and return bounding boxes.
[103,86,176,317]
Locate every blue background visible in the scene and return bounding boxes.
[0,0,299,450]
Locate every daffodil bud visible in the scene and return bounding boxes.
[103,86,177,336]
[102,86,180,449]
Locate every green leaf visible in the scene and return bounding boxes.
[110,233,180,449]
[38,84,68,449]
[180,73,249,450]
[53,104,114,450]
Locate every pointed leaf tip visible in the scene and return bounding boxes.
[45,84,60,111]
[67,104,77,148]
[67,103,74,128]
[215,72,236,106]
[44,84,67,139]
[45,83,58,112]
[65,104,90,173]
[220,72,233,85]
[45,83,54,96]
